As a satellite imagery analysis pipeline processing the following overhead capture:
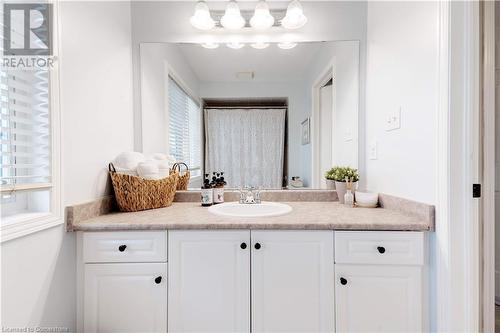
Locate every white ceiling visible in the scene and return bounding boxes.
[177,41,326,82]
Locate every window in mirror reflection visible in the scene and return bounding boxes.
[168,76,202,178]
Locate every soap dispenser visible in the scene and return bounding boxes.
[344,177,354,207]
[213,172,226,204]
[201,174,213,207]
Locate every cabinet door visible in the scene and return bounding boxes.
[335,264,423,332]
[251,230,335,333]
[84,263,167,333]
[168,230,250,333]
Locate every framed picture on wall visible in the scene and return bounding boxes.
[301,118,310,145]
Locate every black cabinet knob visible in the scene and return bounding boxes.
[377,246,386,254]
[118,245,127,252]
[240,242,247,249]
[155,276,162,284]
[254,243,261,250]
[340,277,347,285]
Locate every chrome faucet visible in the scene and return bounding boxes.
[239,186,262,204]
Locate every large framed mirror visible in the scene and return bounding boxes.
[139,40,359,189]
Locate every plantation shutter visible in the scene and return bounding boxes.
[0,69,51,192]
[168,76,201,176]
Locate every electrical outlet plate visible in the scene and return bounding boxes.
[344,129,353,142]
[386,107,401,131]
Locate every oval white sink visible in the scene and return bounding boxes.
[208,202,292,218]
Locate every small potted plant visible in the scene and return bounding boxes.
[324,169,337,190]
[326,166,359,203]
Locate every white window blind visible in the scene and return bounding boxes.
[1,68,51,218]
[168,76,201,177]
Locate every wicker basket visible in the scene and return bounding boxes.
[170,162,190,190]
[109,163,179,212]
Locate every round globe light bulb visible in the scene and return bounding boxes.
[281,0,307,29]
[221,1,246,30]
[227,42,245,49]
[201,42,220,49]
[190,1,215,30]
[250,1,275,30]
[250,41,270,49]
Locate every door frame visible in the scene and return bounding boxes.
[436,1,482,331]
[481,0,496,331]
[311,59,335,188]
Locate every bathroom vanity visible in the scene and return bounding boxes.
[70,197,433,333]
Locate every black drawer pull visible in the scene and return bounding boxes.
[155,276,162,284]
[254,243,261,250]
[340,277,348,285]
[118,245,127,252]
[240,242,247,249]
[377,246,386,254]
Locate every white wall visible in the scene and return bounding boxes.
[364,1,438,204]
[303,41,360,185]
[140,43,200,154]
[1,2,135,330]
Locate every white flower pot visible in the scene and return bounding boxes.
[325,179,335,190]
[335,181,357,204]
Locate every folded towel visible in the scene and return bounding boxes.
[151,153,168,161]
[156,159,171,178]
[137,161,159,178]
[113,152,145,171]
[114,167,138,176]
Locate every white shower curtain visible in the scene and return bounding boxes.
[205,108,286,189]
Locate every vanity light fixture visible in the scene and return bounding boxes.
[250,41,270,49]
[190,1,216,30]
[250,0,275,30]
[226,41,245,49]
[277,41,298,49]
[281,0,307,29]
[201,42,220,49]
[221,0,246,30]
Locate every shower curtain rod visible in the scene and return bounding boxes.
[204,106,288,110]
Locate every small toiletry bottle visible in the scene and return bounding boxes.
[201,174,213,207]
[213,172,226,204]
[344,177,354,207]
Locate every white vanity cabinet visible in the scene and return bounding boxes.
[251,231,335,333]
[334,231,427,332]
[78,229,427,333]
[168,230,335,333]
[79,231,168,333]
[168,230,251,333]
[84,263,167,333]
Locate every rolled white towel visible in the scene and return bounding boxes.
[137,161,160,180]
[113,152,145,172]
[114,167,138,176]
[151,153,168,161]
[156,159,171,178]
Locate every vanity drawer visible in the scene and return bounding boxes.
[82,231,167,263]
[334,231,425,265]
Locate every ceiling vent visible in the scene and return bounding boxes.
[236,71,255,80]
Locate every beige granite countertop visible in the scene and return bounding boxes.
[70,201,433,232]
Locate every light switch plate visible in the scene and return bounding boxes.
[386,107,401,131]
[369,141,377,160]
